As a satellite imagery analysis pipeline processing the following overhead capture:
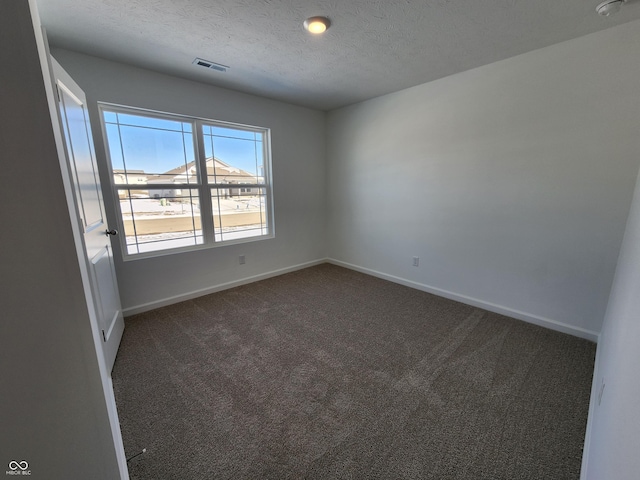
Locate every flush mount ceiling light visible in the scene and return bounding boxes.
[596,0,626,16]
[304,16,331,34]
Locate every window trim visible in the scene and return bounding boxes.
[98,103,275,261]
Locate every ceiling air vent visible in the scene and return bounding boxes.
[193,57,229,73]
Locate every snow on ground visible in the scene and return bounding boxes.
[120,196,264,219]
[120,197,267,254]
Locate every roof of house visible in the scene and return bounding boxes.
[148,157,259,184]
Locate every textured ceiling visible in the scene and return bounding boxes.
[36,0,640,111]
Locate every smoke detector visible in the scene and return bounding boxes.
[193,58,229,73]
[596,0,626,16]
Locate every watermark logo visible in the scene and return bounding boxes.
[6,461,30,476]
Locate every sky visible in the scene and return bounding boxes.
[103,110,265,178]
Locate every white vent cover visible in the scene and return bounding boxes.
[193,57,229,73]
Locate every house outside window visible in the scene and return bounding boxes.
[99,105,274,258]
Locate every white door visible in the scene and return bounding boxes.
[51,57,124,371]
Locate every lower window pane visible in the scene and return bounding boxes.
[119,188,203,255]
[211,187,268,242]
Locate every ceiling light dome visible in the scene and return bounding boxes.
[596,0,626,16]
[304,16,330,34]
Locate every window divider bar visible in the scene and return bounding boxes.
[116,183,198,189]
[208,183,266,188]
[195,119,215,244]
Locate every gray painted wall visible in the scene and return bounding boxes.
[583,162,640,478]
[51,49,327,312]
[0,1,121,478]
[326,20,640,338]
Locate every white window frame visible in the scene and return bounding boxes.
[98,103,275,260]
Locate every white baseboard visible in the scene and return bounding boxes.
[123,258,328,316]
[580,339,602,479]
[327,258,600,342]
[125,256,600,342]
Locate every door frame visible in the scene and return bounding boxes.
[39,27,129,479]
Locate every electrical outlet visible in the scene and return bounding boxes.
[239,255,246,265]
[412,257,419,267]
[598,378,605,405]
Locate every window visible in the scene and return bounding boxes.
[100,105,273,258]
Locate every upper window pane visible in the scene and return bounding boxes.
[203,124,264,183]
[106,112,186,132]
[103,111,118,124]
[103,111,196,184]
[211,126,257,140]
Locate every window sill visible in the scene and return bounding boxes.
[119,233,275,262]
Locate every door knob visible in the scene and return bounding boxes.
[105,229,118,236]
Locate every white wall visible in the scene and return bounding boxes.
[0,1,121,478]
[51,49,327,313]
[326,20,640,339]
[583,160,640,478]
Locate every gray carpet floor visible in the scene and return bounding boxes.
[112,264,596,479]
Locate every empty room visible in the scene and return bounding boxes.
[2,0,640,479]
